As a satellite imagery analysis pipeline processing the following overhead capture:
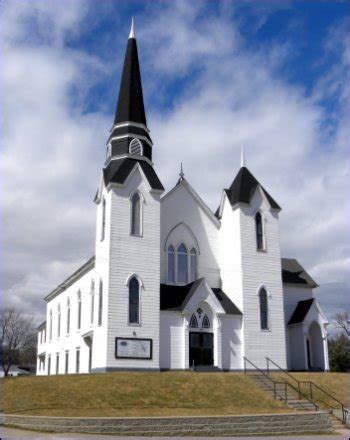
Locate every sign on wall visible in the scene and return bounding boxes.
[115,337,153,360]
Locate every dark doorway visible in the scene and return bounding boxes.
[189,332,214,368]
[306,339,311,369]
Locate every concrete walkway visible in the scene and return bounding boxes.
[1,426,349,440]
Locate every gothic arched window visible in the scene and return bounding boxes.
[202,314,210,328]
[90,280,95,324]
[98,279,103,326]
[66,298,71,335]
[131,193,142,236]
[77,290,82,330]
[57,304,61,338]
[190,248,197,282]
[177,243,188,284]
[49,309,53,341]
[101,198,106,241]
[167,245,175,283]
[190,314,198,328]
[255,212,264,250]
[259,288,268,330]
[129,276,140,324]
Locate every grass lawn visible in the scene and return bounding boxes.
[272,372,349,409]
[4,371,292,417]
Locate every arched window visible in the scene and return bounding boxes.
[255,212,264,250]
[66,298,71,335]
[259,288,268,330]
[49,309,52,341]
[101,198,106,241]
[167,245,175,283]
[98,279,103,326]
[202,314,210,328]
[129,138,143,156]
[190,248,197,282]
[190,314,198,328]
[131,193,142,236]
[77,291,82,330]
[57,304,61,338]
[129,276,140,324]
[177,243,188,284]
[90,280,95,324]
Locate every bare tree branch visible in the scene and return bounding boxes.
[333,312,350,337]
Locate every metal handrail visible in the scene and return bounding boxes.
[266,357,348,423]
[243,357,318,410]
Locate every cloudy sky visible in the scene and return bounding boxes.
[1,0,349,328]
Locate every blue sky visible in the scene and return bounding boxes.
[1,0,349,329]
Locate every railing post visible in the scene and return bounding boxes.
[266,358,269,374]
[285,383,288,402]
[298,382,301,400]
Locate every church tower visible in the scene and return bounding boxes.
[94,19,164,371]
[218,154,287,370]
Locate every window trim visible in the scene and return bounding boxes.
[127,274,142,326]
[129,191,144,237]
[258,287,270,331]
[255,210,266,252]
[77,290,82,331]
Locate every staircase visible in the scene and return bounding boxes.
[244,356,349,432]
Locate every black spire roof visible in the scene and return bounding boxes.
[114,34,146,126]
[216,166,280,217]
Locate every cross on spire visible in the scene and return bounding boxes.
[177,162,185,185]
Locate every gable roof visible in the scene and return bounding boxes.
[216,167,280,218]
[44,256,95,302]
[281,258,318,288]
[160,280,242,315]
[288,298,314,325]
[162,179,220,228]
[103,158,164,191]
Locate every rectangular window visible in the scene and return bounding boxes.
[47,355,51,376]
[77,297,81,330]
[65,351,69,374]
[101,199,106,241]
[56,353,60,375]
[76,349,80,374]
[40,331,43,344]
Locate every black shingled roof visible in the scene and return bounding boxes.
[103,158,164,191]
[288,298,314,325]
[160,280,242,315]
[114,37,146,125]
[281,258,318,288]
[216,167,280,218]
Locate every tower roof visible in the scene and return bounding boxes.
[226,166,281,210]
[114,20,146,126]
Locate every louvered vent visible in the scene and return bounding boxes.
[129,138,143,156]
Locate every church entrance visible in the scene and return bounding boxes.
[189,332,214,368]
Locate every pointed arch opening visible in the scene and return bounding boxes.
[98,279,103,326]
[202,314,210,329]
[190,248,197,282]
[101,197,106,241]
[255,211,264,250]
[177,243,188,284]
[57,304,61,338]
[167,245,175,283]
[66,298,71,335]
[77,290,82,330]
[90,280,95,324]
[130,192,142,236]
[190,314,198,328]
[129,138,143,156]
[129,276,140,324]
[259,288,268,330]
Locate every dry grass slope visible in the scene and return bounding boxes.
[4,372,292,417]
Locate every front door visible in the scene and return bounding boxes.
[189,332,214,368]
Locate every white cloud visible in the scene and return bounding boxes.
[2,1,348,323]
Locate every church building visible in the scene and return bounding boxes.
[36,21,329,375]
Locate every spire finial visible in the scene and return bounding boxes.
[240,144,246,168]
[129,17,135,39]
[177,162,185,185]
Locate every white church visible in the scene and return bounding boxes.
[36,22,329,376]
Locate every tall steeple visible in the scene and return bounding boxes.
[101,19,163,194]
[114,18,146,126]
[106,18,153,164]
